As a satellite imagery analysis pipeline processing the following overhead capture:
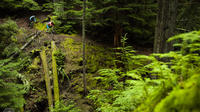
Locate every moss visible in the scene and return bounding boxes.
[27,57,40,73]
[52,41,60,104]
[61,33,78,37]
[134,81,173,112]
[40,49,53,108]
[35,22,46,31]
[86,46,116,73]
[77,86,84,93]
[154,75,200,112]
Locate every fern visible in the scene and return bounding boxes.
[95,69,122,89]
[88,31,200,112]
[0,58,26,111]
[88,68,162,112]
[154,74,200,112]
[135,31,200,112]
[0,19,19,58]
[50,100,80,112]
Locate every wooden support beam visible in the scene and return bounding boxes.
[40,49,53,109]
[51,41,60,104]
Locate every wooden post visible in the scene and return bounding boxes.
[51,41,60,104]
[40,49,53,109]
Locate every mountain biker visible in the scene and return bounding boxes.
[46,21,54,33]
[29,15,36,28]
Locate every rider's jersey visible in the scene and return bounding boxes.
[47,22,54,28]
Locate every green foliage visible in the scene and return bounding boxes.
[54,20,77,34]
[0,19,19,58]
[86,45,116,73]
[88,68,161,112]
[2,43,20,57]
[50,100,80,112]
[115,34,136,71]
[35,22,46,31]
[168,31,200,54]
[95,69,122,89]
[135,31,200,112]
[61,38,80,60]
[42,0,156,41]
[27,56,40,73]
[21,0,41,10]
[42,2,54,12]
[87,0,157,44]
[51,0,82,34]
[87,68,123,112]
[0,59,26,111]
[0,0,40,11]
[54,49,65,67]
[177,1,200,32]
[154,74,200,112]
[54,49,66,81]
[88,30,200,112]
[61,37,115,73]
[112,79,162,112]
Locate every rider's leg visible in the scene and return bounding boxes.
[46,24,50,32]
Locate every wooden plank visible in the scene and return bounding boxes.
[40,49,53,109]
[51,41,60,104]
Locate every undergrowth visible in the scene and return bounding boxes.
[50,100,80,112]
[87,31,200,112]
[0,19,19,58]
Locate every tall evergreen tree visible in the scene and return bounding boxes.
[53,0,64,17]
[88,0,157,46]
[52,0,83,34]
[0,0,40,11]
[82,0,87,95]
[177,0,200,32]
[154,0,178,53]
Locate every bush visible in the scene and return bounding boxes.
[0,19,19,58]
[0,0,40,11]
[0,59,26,111]
[50,100,80,112]
[88,31,200,112]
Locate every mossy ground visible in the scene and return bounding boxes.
[14,21,116,111]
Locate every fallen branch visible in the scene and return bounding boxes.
[20,31,41,50]
[10,31,41,58]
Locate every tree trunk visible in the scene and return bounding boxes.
[82,0,87,96]
[154,0,178,53]
[114,25,123,47]
[114,25,124,69]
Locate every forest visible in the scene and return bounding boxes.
[1,0,200,112]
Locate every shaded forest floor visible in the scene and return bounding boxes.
[20,32,93,112]
[1,15,153,112]
[0,15,93,111]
